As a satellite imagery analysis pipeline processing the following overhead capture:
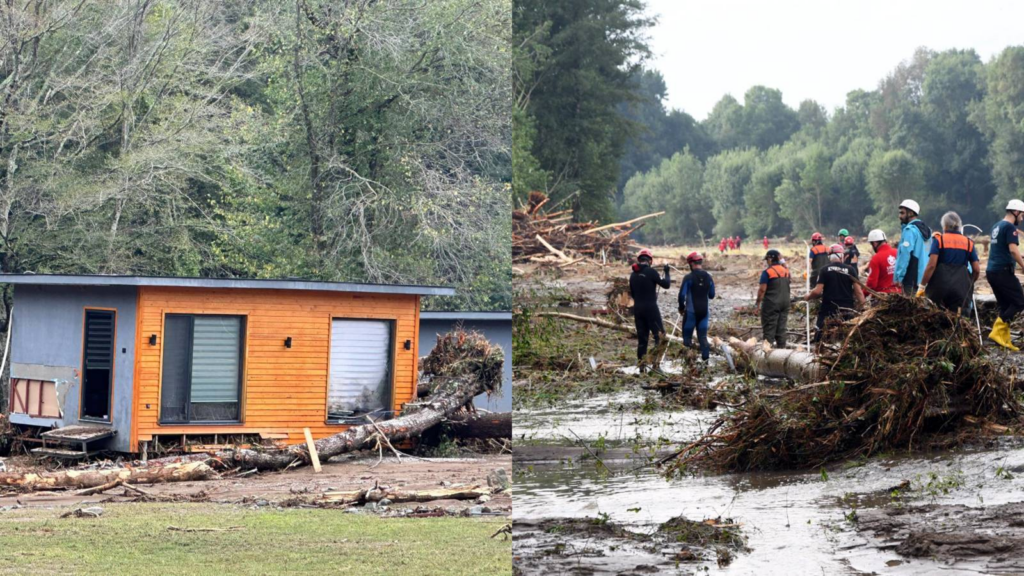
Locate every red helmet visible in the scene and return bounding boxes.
[829,243,845,255]
[637,249,653,262]
[811,232,824,241]
[844,236,856,245]
[686,251,703,264]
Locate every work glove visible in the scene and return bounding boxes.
[916,287,925,297]
[663,265,670,275]
[678,307,685,316]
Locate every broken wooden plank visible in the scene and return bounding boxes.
[535,235,573,263]
[303,427,322,473]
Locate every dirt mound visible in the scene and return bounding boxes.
[421,330,503,397]
[668,296,1022,472]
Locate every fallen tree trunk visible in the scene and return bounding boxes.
[536,312,684,344]
[720,337,821,382]
[323,485,490,504]
[215,330,504,470]
[0,461,214,491]
[445,412,511,439]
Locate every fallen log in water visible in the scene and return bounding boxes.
[0,461,214,491]
[719,337,821,382]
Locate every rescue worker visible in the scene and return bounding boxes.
[894,199,931,296]
[629,249,671,364]
[727,237,736,250]
[735,236,742,249]
[805,244,865,342]
[719,238,727,254]
[865,229,901,295]
[844,235,860,267]
[808,232,830,285]
[986,199,1024,350]
[755,249,791,348]
[920,211,979,314]
[678,252,715,360]
[838,228,850,244]
[763,236,769,250]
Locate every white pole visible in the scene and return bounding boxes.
[0,309,11,379]
[803,242,811,350]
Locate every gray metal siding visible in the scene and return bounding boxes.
[9,284,137,451]
[418,318,511,412]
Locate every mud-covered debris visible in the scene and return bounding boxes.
[667,296,1023,473]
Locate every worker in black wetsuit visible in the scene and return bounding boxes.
[629,248,670,367]
[678,252,715,360]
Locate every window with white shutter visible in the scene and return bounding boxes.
[327,319,394,423]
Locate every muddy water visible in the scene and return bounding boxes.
[514,401,1024,575]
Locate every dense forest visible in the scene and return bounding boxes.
[513,0,1024,243]
[0,0,511,311]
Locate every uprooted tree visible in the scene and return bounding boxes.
[0,330,504,489]
[214,330,504,470]
[665,296,1023,474]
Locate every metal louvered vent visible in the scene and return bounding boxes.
[84,310,114,370]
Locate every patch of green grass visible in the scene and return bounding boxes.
[0,503,510,576]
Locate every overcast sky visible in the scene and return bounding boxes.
[644,0,1024,120]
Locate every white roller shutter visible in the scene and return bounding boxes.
[328,319,392,419]
[190,316,242,403]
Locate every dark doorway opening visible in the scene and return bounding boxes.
[81,309,115,421]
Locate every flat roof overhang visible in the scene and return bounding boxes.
[0,274,456,297]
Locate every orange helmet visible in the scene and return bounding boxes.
[686,251,703,264]
[637,249,654,262]
[844,236,856,246]
[811,232,824,242]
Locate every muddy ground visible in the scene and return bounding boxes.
[0,453,512,516]
[513,241,1024,575]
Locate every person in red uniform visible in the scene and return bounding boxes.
[727,237,736,250]
[735,236,742,249]
[719,238,727,254]
[864,229,901,295]
[762,236,769,250]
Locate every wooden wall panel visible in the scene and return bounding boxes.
[131,287,420,451]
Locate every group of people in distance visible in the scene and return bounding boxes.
[627,198,1024,366]
[718,236,743,253]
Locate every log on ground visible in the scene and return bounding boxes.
[0,461,214,491]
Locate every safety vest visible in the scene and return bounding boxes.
[810,244,828,256]
[809,243,830,284]
[932,232,974,261]
[763,264,791,309]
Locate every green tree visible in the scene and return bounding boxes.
[865,149,926,233]
[704,148,759,237]
[970,46,1024,212]
[621,149,708,243]
[513,0,653,220]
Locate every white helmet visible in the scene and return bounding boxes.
[899,199,920,215]
[1007,199,1024,212]
[866,229,886,243]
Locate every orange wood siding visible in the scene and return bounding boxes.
[131,286,419,451]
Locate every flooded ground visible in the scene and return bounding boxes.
[515,400,1024,575]
[514,247,1024,575]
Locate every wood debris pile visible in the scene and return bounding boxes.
[666,296,1022,473]
[513,191,662,265]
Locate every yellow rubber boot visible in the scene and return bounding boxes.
[988,318,1020,351]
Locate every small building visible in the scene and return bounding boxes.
[1,274,453,456]
[418,311,511,412]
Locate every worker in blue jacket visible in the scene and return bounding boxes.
[678,252,716,360]
[894,199,931,295]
